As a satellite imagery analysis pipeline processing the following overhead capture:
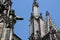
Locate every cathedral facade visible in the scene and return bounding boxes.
[29,0,60,40]
[0,0,60,40]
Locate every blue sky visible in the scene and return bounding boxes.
[12,0,60,40]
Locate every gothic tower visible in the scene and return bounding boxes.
[0,0,23,40]
[29,0,45,40]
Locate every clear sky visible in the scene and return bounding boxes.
[12,0,60,40]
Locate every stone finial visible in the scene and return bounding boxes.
[46,11,49,16]
[40,13,43,19]
[33,0,39,7]
[34,0,37,2]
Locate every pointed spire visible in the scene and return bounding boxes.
[46,11,49,16]
[33,0,39,7]
[32,0,39,17]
